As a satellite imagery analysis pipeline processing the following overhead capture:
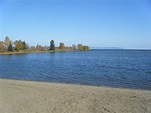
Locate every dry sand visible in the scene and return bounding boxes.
[0,79,151,113]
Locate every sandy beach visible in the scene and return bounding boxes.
[0,79,151,113]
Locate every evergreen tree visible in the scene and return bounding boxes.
[50,40,55,51]
[22,41,27,50]
[8,43,13,51]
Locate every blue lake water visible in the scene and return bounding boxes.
[0,50,151,90]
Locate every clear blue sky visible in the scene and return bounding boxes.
[0,0,151,49]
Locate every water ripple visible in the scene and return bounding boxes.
[0,50,151,90]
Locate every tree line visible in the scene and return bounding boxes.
[0,36,90,52]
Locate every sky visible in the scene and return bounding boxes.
[0,0,151,49]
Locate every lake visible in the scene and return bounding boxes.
[0,49,151,90]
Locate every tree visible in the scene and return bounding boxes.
[59,42,65,50]
[8,43,13,51]
[4,36,11,49]
[36,44,40,51]
[25,43,30,50]
[14,40,28,51]
[0,41,5,51]
[50,40,55,51]
[22,41,27,50]
[78,44,83,50]
[83,45,90,50]
[14,40,18,49]
[40,46,47,51]
[72,44,77,50]
[30,46,36,51]
[14,40,22,50]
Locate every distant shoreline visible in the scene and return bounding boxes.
[1,49,151,55]
[0,50,82,55]
[91,48,151,51]
[0,51,51,55]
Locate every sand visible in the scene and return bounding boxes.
[0,79,151,113]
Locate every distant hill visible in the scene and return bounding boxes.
[90,47,151,51]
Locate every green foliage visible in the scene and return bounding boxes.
[50,40,55,51]
[14,40,28,51]
[1,36,90,53]
[14,47,19,51]
[22,41,27,50]
[8,43,13,51]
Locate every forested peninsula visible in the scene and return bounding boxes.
[0,36,90,54]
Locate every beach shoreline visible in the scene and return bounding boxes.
[0,78,151,113]
[0,51,57,55]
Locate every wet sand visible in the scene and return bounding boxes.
[0,79,151,113]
